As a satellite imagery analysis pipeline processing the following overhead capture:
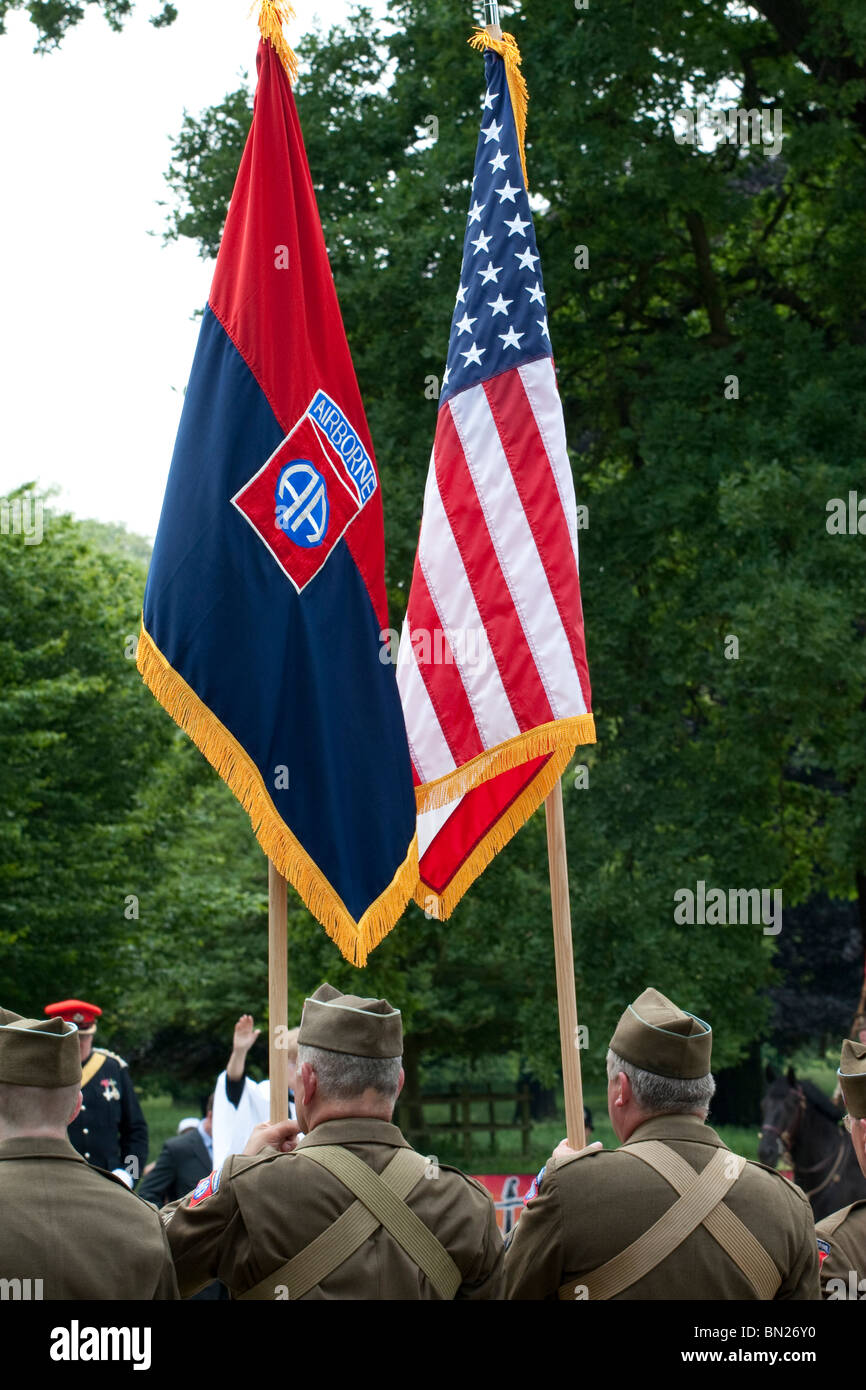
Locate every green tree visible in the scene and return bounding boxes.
[0,490,176,1014]
[130,0,866,1094]
[0,0,175,50]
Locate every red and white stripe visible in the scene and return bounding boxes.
[397,358,592,792]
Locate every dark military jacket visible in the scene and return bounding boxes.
[816,1200,866,1299]
[68,1046,148,1178]
[0,1136,178,1299]
[138,1127,212,1207]
[162,1116,504,1299]
[505,1113,819,1301]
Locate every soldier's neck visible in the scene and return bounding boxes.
[0,1123,68,1142]
[305,1099,396,1131]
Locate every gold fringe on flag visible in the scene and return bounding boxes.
[414,713,596,814]
[256,0,298,84]
[415,742,578,919]
[137,620,419,967]
[468,27,530,189]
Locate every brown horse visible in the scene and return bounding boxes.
[758,1066,866,1221]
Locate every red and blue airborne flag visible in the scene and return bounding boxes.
[138,22,418,966]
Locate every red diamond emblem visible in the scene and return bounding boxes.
[232,408,364,594]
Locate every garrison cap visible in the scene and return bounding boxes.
[838,1038,866,1120]
[298,983,402,1059]
[44,999,101,1033]
[0,1013,82,1088]
[610,987,712,1080]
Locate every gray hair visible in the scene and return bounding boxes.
[297,1044,402,1105]
[606,1048,715,1116]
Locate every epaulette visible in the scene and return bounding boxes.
[747,1158,812,1205]
[94,1164,137,1192]
[817,1199,866,1238]
[94,1047,128,1068]
[554,1144,604,1172]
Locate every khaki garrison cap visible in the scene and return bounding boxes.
[838,1038,866,1120]
[610,987,712,1080]
[299,983,402,1059]
[0,1010,82,1088]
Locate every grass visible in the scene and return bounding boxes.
[141,1095,202,1162]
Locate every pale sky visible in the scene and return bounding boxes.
[0,0,375,540]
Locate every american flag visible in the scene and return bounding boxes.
[396,41,595,919]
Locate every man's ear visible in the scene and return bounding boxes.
[69,1090,83,1125]
[300,1061,317,1107]
[616,1071,632,1107]
[395,1067,405,1101]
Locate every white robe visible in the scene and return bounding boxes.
[211,1071,297,1169]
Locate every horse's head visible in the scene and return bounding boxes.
[758,1065,804,1166]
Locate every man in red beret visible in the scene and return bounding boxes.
[44,999,148,1187]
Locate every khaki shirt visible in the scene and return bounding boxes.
[505,1113,819,1300]
[816,1200,866,1298]
[163,1116,504,1299]
[0,1135,178,1299]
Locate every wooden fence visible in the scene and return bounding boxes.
[393,1084,531,1164]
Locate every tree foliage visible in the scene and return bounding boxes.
[3,0,864,1096]
[0,0,175,50]
[156,0,866,1084]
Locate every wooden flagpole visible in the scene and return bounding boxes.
[481,0,587,1153]
[544,779,586,1150]
[268,858,289,1124]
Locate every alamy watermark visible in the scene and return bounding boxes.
[0,1277,43,1300]
[673,103,783,157]
[0,491,43,545]
[826,492,865,535]
[379,626,490,671]
[674,880,782,935]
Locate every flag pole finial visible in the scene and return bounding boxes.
[469,10,529,188]
[483,1,502,38]
[257,0,298,84]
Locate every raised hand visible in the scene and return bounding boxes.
[233,1014,261,1053]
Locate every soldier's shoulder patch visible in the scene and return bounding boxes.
[189,1167,222,1207]
[817,1236,831,1265]
[523,1165,546,1205]
[94,1047,128,1069]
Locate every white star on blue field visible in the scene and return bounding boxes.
[440,50,552,408]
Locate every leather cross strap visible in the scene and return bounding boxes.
[558,1145,757,1301]
[237,1146,461,1301]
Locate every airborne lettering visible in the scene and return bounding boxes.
[309,390,377,503]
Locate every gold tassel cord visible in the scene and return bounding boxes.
[415,743,577,919]
[137,621,418,967]
[256,0,298,84]
[468,27,530,189]
[414,713,596,814]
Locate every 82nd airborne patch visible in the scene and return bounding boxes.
[231,390,378,595]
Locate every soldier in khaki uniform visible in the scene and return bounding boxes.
[506,988,819,1300]
[162,984,504,1299]
[0,1006,178,1299]
[816,1037,866,1298]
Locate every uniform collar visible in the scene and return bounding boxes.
[0,1135,87,1162]
[298,1116,410,1150]
[622,1112,727,1149]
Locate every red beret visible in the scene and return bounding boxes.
[44,999,102,1031]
